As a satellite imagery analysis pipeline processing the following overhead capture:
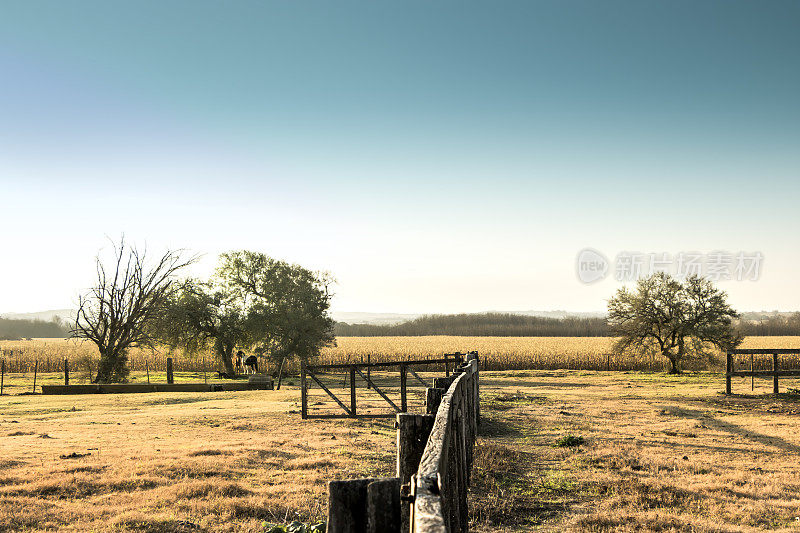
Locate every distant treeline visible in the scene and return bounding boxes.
[738,312,800,336]
[0,318,68,340]
[3,311,799,340]
[334,313,609,337]
[335,311,800,337]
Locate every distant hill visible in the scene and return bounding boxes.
[0,317,69,340]
[1,309,75,324]
[329,311,420,326]
[740,311,800,321]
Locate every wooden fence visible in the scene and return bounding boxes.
[326,352,480,532]
[0,356,271,395]
[301,354,463,419]
[0,350,225,374]
[725,348,800,394]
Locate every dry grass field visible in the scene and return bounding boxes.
[473,370,800,532]
[3,367,800,531]
[0,384,393,532]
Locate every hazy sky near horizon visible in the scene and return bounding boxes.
[1,1,799,314]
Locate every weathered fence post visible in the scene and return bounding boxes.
[400,363,408,412]
[725,352,732,395]
[444,353,450,377]
[397,413,435,532]
[426,387,445,415]
[367,354,371,389]
[329,479,370,533]
[32,360,39,393]
[0,359,4,396]
[350,365,357,418]
[773,353,779,394]
[367,478,401,532]
[166,357,174,384]
[465,353,480,427]
[433,376,453,390]
[328,477,400,533]
[64,358,69,386]
[301,361,308,419]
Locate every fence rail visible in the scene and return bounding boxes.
[725,349,800,394]
[325,352,480,533]
[410,355,479,532]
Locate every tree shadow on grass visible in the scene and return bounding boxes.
[657,405,800,455]
[478,414,529,438]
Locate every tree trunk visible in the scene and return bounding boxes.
[275,355,287,390]
[215,340,235,375]
[94,346,130,383]
[665,352,680,374]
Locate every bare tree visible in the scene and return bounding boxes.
[71,238,196,383]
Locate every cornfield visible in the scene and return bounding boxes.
[0,340,213,375]
[2,336,799,375]
[323,336,800,371]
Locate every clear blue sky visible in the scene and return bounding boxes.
[1,1,798,314]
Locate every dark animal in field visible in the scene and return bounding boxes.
[216,371,231,379]
[244,355,258,374]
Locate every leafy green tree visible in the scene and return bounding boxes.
[608,273,743,374]
[151,280,250,375]
[218,251,335,388]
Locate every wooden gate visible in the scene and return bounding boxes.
[725,348,800,394]
[301,354,464,419]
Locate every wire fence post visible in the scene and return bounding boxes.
[400,363,408,412]
[725,352,732,395]
[300,362,308,419]
[64,358,69,386]
[166,357,174,384]
[773,353,779,394]
[350,365,357,418]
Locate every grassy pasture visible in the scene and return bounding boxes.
[0,384,393,532]
[474,370,800,531]
[3,369,800,531]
